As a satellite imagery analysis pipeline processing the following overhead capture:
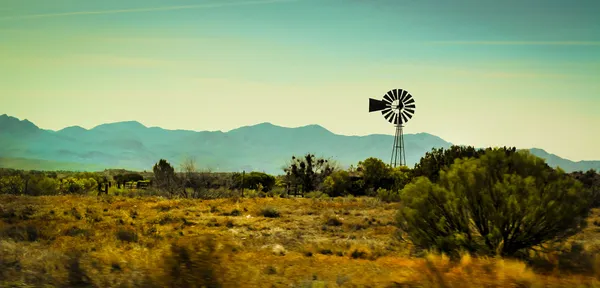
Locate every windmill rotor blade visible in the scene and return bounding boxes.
[404,98,415,105]
[403,94,413,104]
[383,110,394,120]
[403,110,413,119]
[399,90,408,102]
[401,112,409,123]
[386,113,394,123]
[392,89,399,100]
[383,93,393,103]
[405,104,416,109]
[387,111,397,121]
[386,90,396,102]
[404,108,415,114]
[369,98,388,112]
[381,108,392,115]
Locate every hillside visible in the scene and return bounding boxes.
[0,114,598,173]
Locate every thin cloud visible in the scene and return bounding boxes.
[427,41,600,46]
[0,0,297,21]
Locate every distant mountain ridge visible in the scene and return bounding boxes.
[0,114,598,174]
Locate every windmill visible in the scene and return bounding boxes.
[368,89,416,167]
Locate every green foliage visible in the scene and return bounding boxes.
[161,236,224,288]
[0,175,24,195]
[389,166,413,191]
[114,173,144,185]
[304,191,329,199]
[152,159,178,196]
[259,206,281,218]
[357,157,388,193]
[28,176,60,196]
[60,178,91,194]
[232,171,276,192]
[397,148,593,257]
[357,158,412,195]
[412,145,489,182]
[376,188,401,203]
[571,169,600,207]
[323,170,350,197]
[284,154,334,193]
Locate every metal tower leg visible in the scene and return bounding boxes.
[391,124,404,168]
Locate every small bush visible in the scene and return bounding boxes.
[376,188,401,203]
[159,235,225,288]
[260,207,280,218]
[116,229,138,242]
[325,216,343,226]
[305,191,328,199]
[350,249,368,259]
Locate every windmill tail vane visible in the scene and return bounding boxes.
[368,89,416,168]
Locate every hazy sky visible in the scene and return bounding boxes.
[1,0,599,160]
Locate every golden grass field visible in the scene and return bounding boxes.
[1,194,600,287]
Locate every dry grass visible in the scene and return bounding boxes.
[1,194,599,287]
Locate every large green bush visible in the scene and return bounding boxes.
[323,170,350,197]
[397,149,592,257]
[357,157,412,195]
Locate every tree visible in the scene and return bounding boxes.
[323,170,351,197]
[356,158,412,194]
[397,148,592,257]
[283,153,334,194]
[357,157,389,194]
[571,169,600,207]
[179,157,198,198]
[389,166,413,191]
[29,176,60,196]
[153,159,178,197]
[61,178,85,194]
[114,173,144,188]
[0,175,24,195]
[412,145,487,182]
[232,171,276,192]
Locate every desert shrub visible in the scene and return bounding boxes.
[571,169,600,207]
[116,229,138,242]
[305,191,328,199]
[232,172,276,192]
[325,216,343,226]
[323,170,351,197]
[60,178,85,194]
[356,158,412,195]
[260,206,280,218]
[28,176,60,195]
[0,175,24,195]
[266,186,285,197]
[159,235,225,288]
[412,146,486,183]
[284,154,334,193]
[376,188,401,203]
[397,148,592,257]
[242,189,259,198]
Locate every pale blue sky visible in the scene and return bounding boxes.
[1,0,599,160]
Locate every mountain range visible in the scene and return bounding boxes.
[0,114,598,174]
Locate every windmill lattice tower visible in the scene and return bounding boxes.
[368,89,416,167]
